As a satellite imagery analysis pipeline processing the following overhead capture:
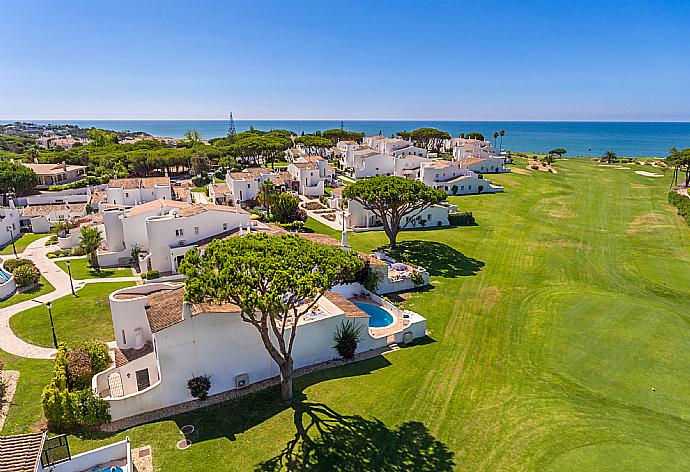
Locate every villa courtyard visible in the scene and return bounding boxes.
[2,158,690,470]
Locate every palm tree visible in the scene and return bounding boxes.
[257,180,278,216]
[602,150,617,164]
[79,226,103,270]
[493,131,499,147]
[26,147,39,162]
[499,129,505,149]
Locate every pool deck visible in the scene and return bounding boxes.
[349,296,406,339]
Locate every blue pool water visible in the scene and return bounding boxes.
[0,269,10,282]
[354,302,394,328]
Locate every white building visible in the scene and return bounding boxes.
[98,199,251,273]
[20,161,88,188]
[364,136,414,155]
[92,279,426,422]
[337,198,457,231]
[0,202,21,248]
[419,161,504,195]
[392,145,428,159]
[106,177,172,207]
[225,167,277,204]
[0,432,132,472]
[287,156,334,196]
[456,156,509,174]
[20,203,87,233]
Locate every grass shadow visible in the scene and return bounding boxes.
[385,240,484,278]
[256,401,455,471]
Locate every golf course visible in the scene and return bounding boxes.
[3,157,690,470]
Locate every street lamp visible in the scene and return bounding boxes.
[6,225,17,258]
[45,301,58,349]
[66,260,75,296]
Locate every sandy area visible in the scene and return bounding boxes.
[635,170,663,177]
[0,370,19,431]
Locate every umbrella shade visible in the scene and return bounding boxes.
[391,263,408,271]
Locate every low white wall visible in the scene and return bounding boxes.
[41,438,130,472]
[98,248,131,267]
[0,260,16,300]
[57,229,81,249]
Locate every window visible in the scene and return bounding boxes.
[427,214,432,220]
[135,369,150,391]
[194,226,199,235]
[223,223,228,231]
[121,330,126,344]
[125,192,129,198]
[175,228,184,237]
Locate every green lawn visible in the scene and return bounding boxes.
[4,158,690,470]
[0,276,54,309]
[54,257,134,280]
[9,282,135,348]
[0,233,47,255]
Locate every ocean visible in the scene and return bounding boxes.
[12,120,690,157]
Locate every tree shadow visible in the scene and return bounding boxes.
[385,240,484,278]
[256,401,455,471]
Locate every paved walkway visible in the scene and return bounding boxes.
[0,236,140,359]
[297,195,343,231]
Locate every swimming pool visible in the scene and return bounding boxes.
[354,302,394,328]
[0,269,10,283]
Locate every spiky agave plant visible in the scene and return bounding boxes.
[333,320,363,359]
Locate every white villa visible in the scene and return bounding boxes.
[20,161,88,188]
[225,167,278,204]
[98,199,250,273]
[335,197,457,231]
[106,177,172,207]
[93,274,426,421]
[457,156,509,174]
[0,202,21,247]
[20,202,87,233]
[286,156,335,196]
[364,136,414,155]
[0,433,132,472]
[419,161,504,195]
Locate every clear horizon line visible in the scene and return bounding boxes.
[2,117,690,123]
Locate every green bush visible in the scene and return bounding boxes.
[411,272,426,287]
[42,343,111,426]
[143,270,161,280]
[70,246,86,256]
[79,340,110,373]
[3,258,32,272]
[187,374,211,400]
[66,348,93,390]
[333,320,363,359]
[191,175,210,188]
[276,221,305,232]
[669,192,690,224]
[449,211,476,226]
[13,264,40,287]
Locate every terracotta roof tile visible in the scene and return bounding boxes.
[0,432,45,472]
[109,177,170,189]
[114,341,154,367]
[21,202,86,218]
[125,199,189,217]
[145,287,185,332]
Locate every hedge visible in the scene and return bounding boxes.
[668,191,690,225]
[42,342,111,426]
[3,258,32,272]
[13,264,40,287]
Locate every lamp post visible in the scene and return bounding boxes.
[66,260,75,296]
[46,301,58,349]
[6,226,17,258]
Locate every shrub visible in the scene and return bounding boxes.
[13,264,40,287]
[411,272,426,287]
[358,259,383,293]
[271,193,306,224]
[79,340,110,373]
[45,235,58,245]
[333,320,363,359]
[276,221,305,232]
[530,165,539,170]
[70,246,86,256]
[191,175,210,188]
[143,270,160,280]
[669,192,690,225]
[3,258,32,272]
[66,348,92,390]
[449,211,476,226]
[42,343,111,426]
[188,375,211,400]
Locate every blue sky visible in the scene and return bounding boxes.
[2,0,689,121]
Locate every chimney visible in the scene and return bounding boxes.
[62,160,67,171]
[34,158,39,164]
